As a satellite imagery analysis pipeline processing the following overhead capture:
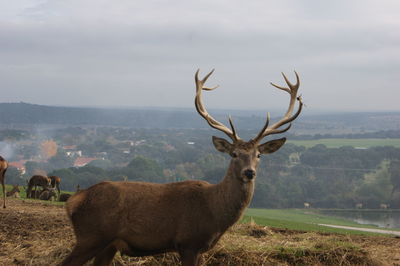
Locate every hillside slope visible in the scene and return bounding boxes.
[1,199,399,265]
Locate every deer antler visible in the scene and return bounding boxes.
[195,69,240,141]
[252,71,303,143]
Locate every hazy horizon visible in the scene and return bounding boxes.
[2,101,400,117]
[1,1,399,112]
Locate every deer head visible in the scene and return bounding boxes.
[195,69,303,182]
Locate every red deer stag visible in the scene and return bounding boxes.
[49,175,61,199]
[61,69,303,266]
[6,185,20,198]
[0,156,8,208]
[26,175,51,199]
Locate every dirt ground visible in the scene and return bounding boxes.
[1,198,400,265]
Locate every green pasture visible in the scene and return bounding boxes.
[1,184,72,206]
[243,208,400,236]
[2,184,399,236]
[288,138,400,148]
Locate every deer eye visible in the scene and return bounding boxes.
[231,152,238,158]
[257,153,261,158]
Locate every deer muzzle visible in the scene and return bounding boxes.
[243,169,256,180]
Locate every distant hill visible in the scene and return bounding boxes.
[1,102,400,134]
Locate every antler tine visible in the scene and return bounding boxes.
[253,72,303,143]
[228,116,238,141]
[253,112,270,142]
[195,69,219,91]
[195,69,240,141]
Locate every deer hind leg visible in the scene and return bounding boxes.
[1,168,6,208]
[60,241,106,266]
[1,179,5,208]
[179,249,201,266]
[93,239,135,266]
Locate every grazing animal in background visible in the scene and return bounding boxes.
[24,185,41,199]
[26,175,51,199]
[6,185,20,198]
[304,202,310,208]
[59,193,72,202]
[39,187,57,201]
[380,203,389,209]
[49,175,61,198]
[61,70,303,266]
[355,203,363,209]
[0,156,8,208]
[28,189,42,199]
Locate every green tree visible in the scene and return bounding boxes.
[389,159,400,195]
[4,167,24,185]
[355,161,393,208]
[88,159,113,169]
[126,156,164,183]
[48,152,74,170]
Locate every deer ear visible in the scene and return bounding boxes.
[212,136,232,153]
[258,138,286,154]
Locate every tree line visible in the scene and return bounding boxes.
[5,139,400,209]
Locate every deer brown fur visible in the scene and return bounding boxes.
[27,189,42,199]
[26,175,51,199]
[39,187,57,201]
[59,193,71,202]
[6,185,20,198]
[49,175,61,198]
[0,156,8,208]
[61,70,303,266]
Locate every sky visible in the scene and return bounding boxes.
[0,0,399,112]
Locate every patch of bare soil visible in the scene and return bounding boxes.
[1,198,400,265]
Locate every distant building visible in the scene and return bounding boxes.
[163,144,176,151]
[66,150,82,157]
[63,145,77,150]
[63,145,82,157]
[74,157,99,167]
[8,160,27,175]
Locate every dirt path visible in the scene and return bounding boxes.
[319,224,400,236]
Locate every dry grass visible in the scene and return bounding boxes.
[1,198,400,265]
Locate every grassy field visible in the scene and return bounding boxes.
[288,138,400,148]
[2,184,399,236]
[244,208,400,236]
[1,184,71,206]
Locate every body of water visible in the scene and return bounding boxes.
[319,210,400,229]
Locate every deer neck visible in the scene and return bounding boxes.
[212,161,255,231]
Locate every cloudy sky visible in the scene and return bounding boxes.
[0,0,399,112]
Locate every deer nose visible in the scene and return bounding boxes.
[244,169,256,179]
